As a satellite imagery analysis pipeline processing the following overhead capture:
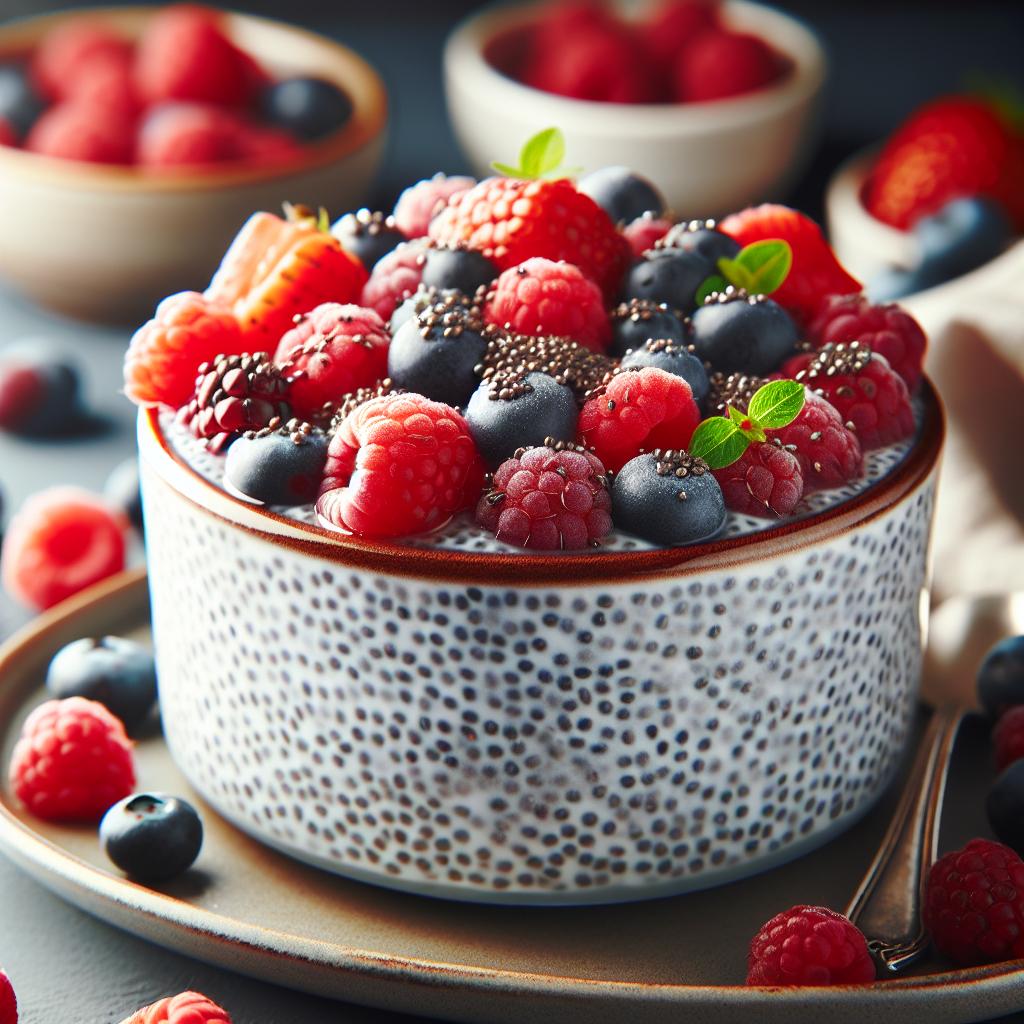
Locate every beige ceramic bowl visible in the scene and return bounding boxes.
[444,0,825,219]
[0,7,387,323]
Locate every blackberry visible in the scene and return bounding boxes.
[225,419,329,506]
[577,165,665,225]
[421,245,498,294]
[659,218,741,264]
[690,288,797,375]
[609,298,687,358]
[331,209,405,271]
[619,338,710,410]
[623,246,715,315]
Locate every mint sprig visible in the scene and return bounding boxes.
[689,379,805,470]
[696,238,793,302]
[491,127,580,181]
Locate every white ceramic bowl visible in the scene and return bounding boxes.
[444,0,826,218]
[0,8,387,323]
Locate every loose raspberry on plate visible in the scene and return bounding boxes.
[0,969,15,1024]
[807,293,927,391]
[578,366,700,472]
[318,393,484,538]
[714,440,804,518]
[124,291,245,409]
[30,17,130,101]
[121,990,231,1024]
[392,174,475,239]
[274,303,390,421]
[484,258,611,353]
[622,214,673,259]
[359,240,429,321]
[1,487,127,611]
[994,707,1024,773]
[9,696,135,822]
[673,28,783,103]
[924,838,1024,965]
[476,441,612,550]
[25,101,135,165]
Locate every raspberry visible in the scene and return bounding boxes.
[274,303,390,421]
[25,102,135,165]
[640,0,719,81]
[317,393,484,538]
[714,440,804,518]
[807,293,928,391]
[994,707,1024,773]
[622,214,673,259]
[359,240,428,321]
[782,342,915,450]
[476,442,612,550]
[0,119,15,147]
[746,905,875,985]
[577,366,700,472]
[673,28,783,103]
[392,174,475,239]
[235,124,303,168]
[9,696,135,822]
[121,990,231,1024]
[0,969,15,1024]
[484,258,611,353]
[924,839,1024,965]
[31,17,131,101]
[74,48,142,118]
[138,103,246,169]
[1,487,127,611]
[430,177,631,300]
[124,291,245,409]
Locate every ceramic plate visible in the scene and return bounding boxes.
[0,570,1021,1024]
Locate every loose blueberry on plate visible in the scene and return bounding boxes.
[609,298,687,358]
[978,636,1024,719]
[420,245,498,295]
[0,341,81,436]
[577,165,665,225]
[46,636,157,733]
[0,63,45,140]
[100,792,203,882]
[224,420,329,506]
[330,209,406,271]
[987,760,1024,855]
[104,457,143,533]
[623,247,715,315]
[690,290,797,375]
[620,338,710,410]
[260,75,353,141]
[660,219,741,264]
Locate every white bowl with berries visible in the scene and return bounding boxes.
[128,133,942,903]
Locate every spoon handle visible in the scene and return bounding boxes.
[844,704,966,973]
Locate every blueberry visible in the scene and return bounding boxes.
[105,458,143,533]
[620,339,710,411]
[867,264,935,303]
[978,636,1024,719]
[331,209,406,271]
[100,793,203,882]
[577,166,665,225]
[260,76,353,141]
[46,636,157,733]
[609,299,687,358]
[623,248,715,315]
[224,424,329,506]
[660,222,741,265]
[690,293,797,375]
[389,287,472,336]
[0,341,82,437]
[916,196,1011,282]
[420,246,498,295]
[612,450,726,546]
[987,761,1024,855]
[0,64,45,139]
[465,371,577,468]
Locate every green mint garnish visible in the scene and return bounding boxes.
[695,274,728,305]
[688,416,750,468]
[491,127,580,181]
[746,379,805,430]
[696,238,793,303]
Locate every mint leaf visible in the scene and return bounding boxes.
[491,161,523,177]
[491,128,574,180]
[716,257,756,292]
[688,416,750,470]
[735,239,793,295]
[727,405,747,428]
[695,274,728,305]
[747,379,805,430]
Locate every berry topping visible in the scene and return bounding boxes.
[925,839,1024,965]
[121,990,231,1024]
[768,391,863,492]
[484,258,611,353]
[577,165,665,226]
[274,302,390,422]
[673,28,783,103]
[259,76,353,141]
[26,101,135,164]
[0,65,45,140]
[746,905,875,985]
[978,636,1024,720]
[690,289,797,375]
[225,420,329,505]
[393,174,476,239]
[389,285,480,337]
[100,792,204,882]
[475,441,612,551]
[622,214,673,258]
[618,338,710,411]
[9,696,135,822]
[317,393,483,538]
[46,636,157,734]
[625,246,719,316]
[330,209,406,272]
[359,239,429,321]
[578,366,700,472]
[659,219,741,264]
[330,380,399,425]
[421,245,499,296]
[994,706,1024,773]
[0,341,82,437]
[0,969,14,1024]
[608,298,687,359]
[612,449,726,546]
[706,371,769,416]
[1,487,127,611]
[714,440,804,518]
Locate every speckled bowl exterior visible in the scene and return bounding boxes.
[138,394,943,905]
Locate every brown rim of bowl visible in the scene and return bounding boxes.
[0,6,388,194]
[140,381,944,588]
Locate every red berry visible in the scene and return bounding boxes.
[807,292,927,391]
[124,291,245,409]
[73,47,142,119]
[673,28,782,103]
[9,696,135,822]
[475,443,612,550]
[318,393,484,538]
[235,125,302,168]
[578,366,700,472]
[485,258,611,353]
[714,440,804,518]
[1,487,127,611]
[747,905,875,985]
[0,119,15,147]
[924,838,1024,965]
[430,177,631,301]
[121,990,231,1024]
[994,707,1024,773]
[622,214,673,259]
[274,303,390,421]
[25,102,135,165]
[392,174,475,239]
[359,240,428,321]
[31,17,131,101]
[138,103,245,169]
[640,0,719,82]
[0,969,16,1024]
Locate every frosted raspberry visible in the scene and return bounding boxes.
[768,391,862,492]
[622,214,673,258]
[714,441,804,518]
[121,990,231,1023]
[392,174,475,238]
[359,240,428,321]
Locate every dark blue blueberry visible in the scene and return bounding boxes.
[987,760,1024,855]
[104,458,143,533]
[916,196,1011,282]
[609,299,687,358]
[46,636,157,733]
[0,64,45,139]
[867,264,933,303]
[100,793,203,882]
[465,371,577,468]
[421,246,498,295]
[690,292,797,375]
[224,424,329,506]
[623,248,715,315]
[612,450,725,546]
[260,76,353,141]
[0,341,82,437]
[620,339,710,411]
[660,221,741,265]
[389,287,473,336]
[388,306,488,408]
[978,636,1024,719]
[331,210,406,271]
[577,165,665,225]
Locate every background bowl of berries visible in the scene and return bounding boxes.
[0,4,387,323]
[443,0,826,218]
